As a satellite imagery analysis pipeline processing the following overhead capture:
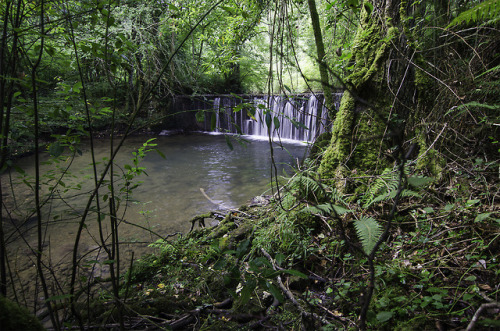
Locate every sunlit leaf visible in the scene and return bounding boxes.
[475,212,493,223]
[72,82,82,93]
[407,176,433,188]
[376,311,394,322]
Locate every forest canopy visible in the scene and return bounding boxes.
[0,0,499,330]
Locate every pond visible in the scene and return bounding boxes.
[2,133,307,300]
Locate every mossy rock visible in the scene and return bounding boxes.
[0,295,45,331]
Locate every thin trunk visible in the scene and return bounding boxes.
[0,0,13,298]
[307,0,334,119]
[32,1,60,328]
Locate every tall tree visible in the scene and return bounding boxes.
[307,0,335,118]
[318,0,415,185]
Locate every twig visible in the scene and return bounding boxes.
[466,301,500,331]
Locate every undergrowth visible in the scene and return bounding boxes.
[102,151,499,330]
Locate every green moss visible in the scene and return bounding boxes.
[207,220,237,240]
[318,91,356,180]
[415,129,445,180]
[319,9,398,186]
[0,295,44,331]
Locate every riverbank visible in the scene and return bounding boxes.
[79,158,499,330]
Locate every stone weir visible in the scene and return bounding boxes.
[167,93,342,142]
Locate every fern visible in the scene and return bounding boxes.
[287,173,323,197]
[363,166,424,208]
[301,203,351,216]
[447,0,500,28]
[446,101,500,116]
[353,216,383,255]
[285,171,345,204]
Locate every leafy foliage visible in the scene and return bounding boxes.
[447,0,500,28]
[362,167,422,208]
[353,216,382,255]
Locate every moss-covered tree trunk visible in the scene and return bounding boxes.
[318,0,415,187]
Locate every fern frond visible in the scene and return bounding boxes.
[287,173,322,195]
[301,203,351,216]
[363,168,400,208]
[457,101,500,111]
[447,0,500,28]
[400,189,421,199]
[353,216,383,255]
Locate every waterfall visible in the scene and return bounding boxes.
[206,94,341,142]
[166,93,342,141]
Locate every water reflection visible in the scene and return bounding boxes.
[4,133,307,242]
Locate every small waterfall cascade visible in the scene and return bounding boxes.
[205,93,342,142]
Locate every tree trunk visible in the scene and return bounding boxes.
[318,0,414,188]
[307,0,335,118]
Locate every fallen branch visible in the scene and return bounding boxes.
[466,301,500,331]
[188,211,225,232]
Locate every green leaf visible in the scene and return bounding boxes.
[407,176,433,188]
[466,199,480,207]
[211,113,216,131]
[195,111,205,122]
[221,6,236,15]
[266,281,284,303]
[282,269,307,278]
[155,149,166,159]
[168,3,178,11]
[274,253,285,267]
[72,82,82,93]
[236,239,250,258]
[447,0,500,28]
[49,142,64,157]
[475,212,493,223]
[240,279,256,304]
[353,216,383,255]
[423,207,434,214]
[364,2,374,15]
[273,116,280,130]
[333,205,352,215]
[234,123,243,135]
[102,259,116,265]
[265,112,272,129]
[291,119,308,130]
[224,135,234,151]
[376,311,394,322]
[213,258,226,270]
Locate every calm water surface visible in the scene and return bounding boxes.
[3,133,307,285]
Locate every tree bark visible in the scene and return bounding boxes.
[307,0,335,119]
[318,0,413,187]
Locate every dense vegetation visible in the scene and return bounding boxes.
[0,0,498,330]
